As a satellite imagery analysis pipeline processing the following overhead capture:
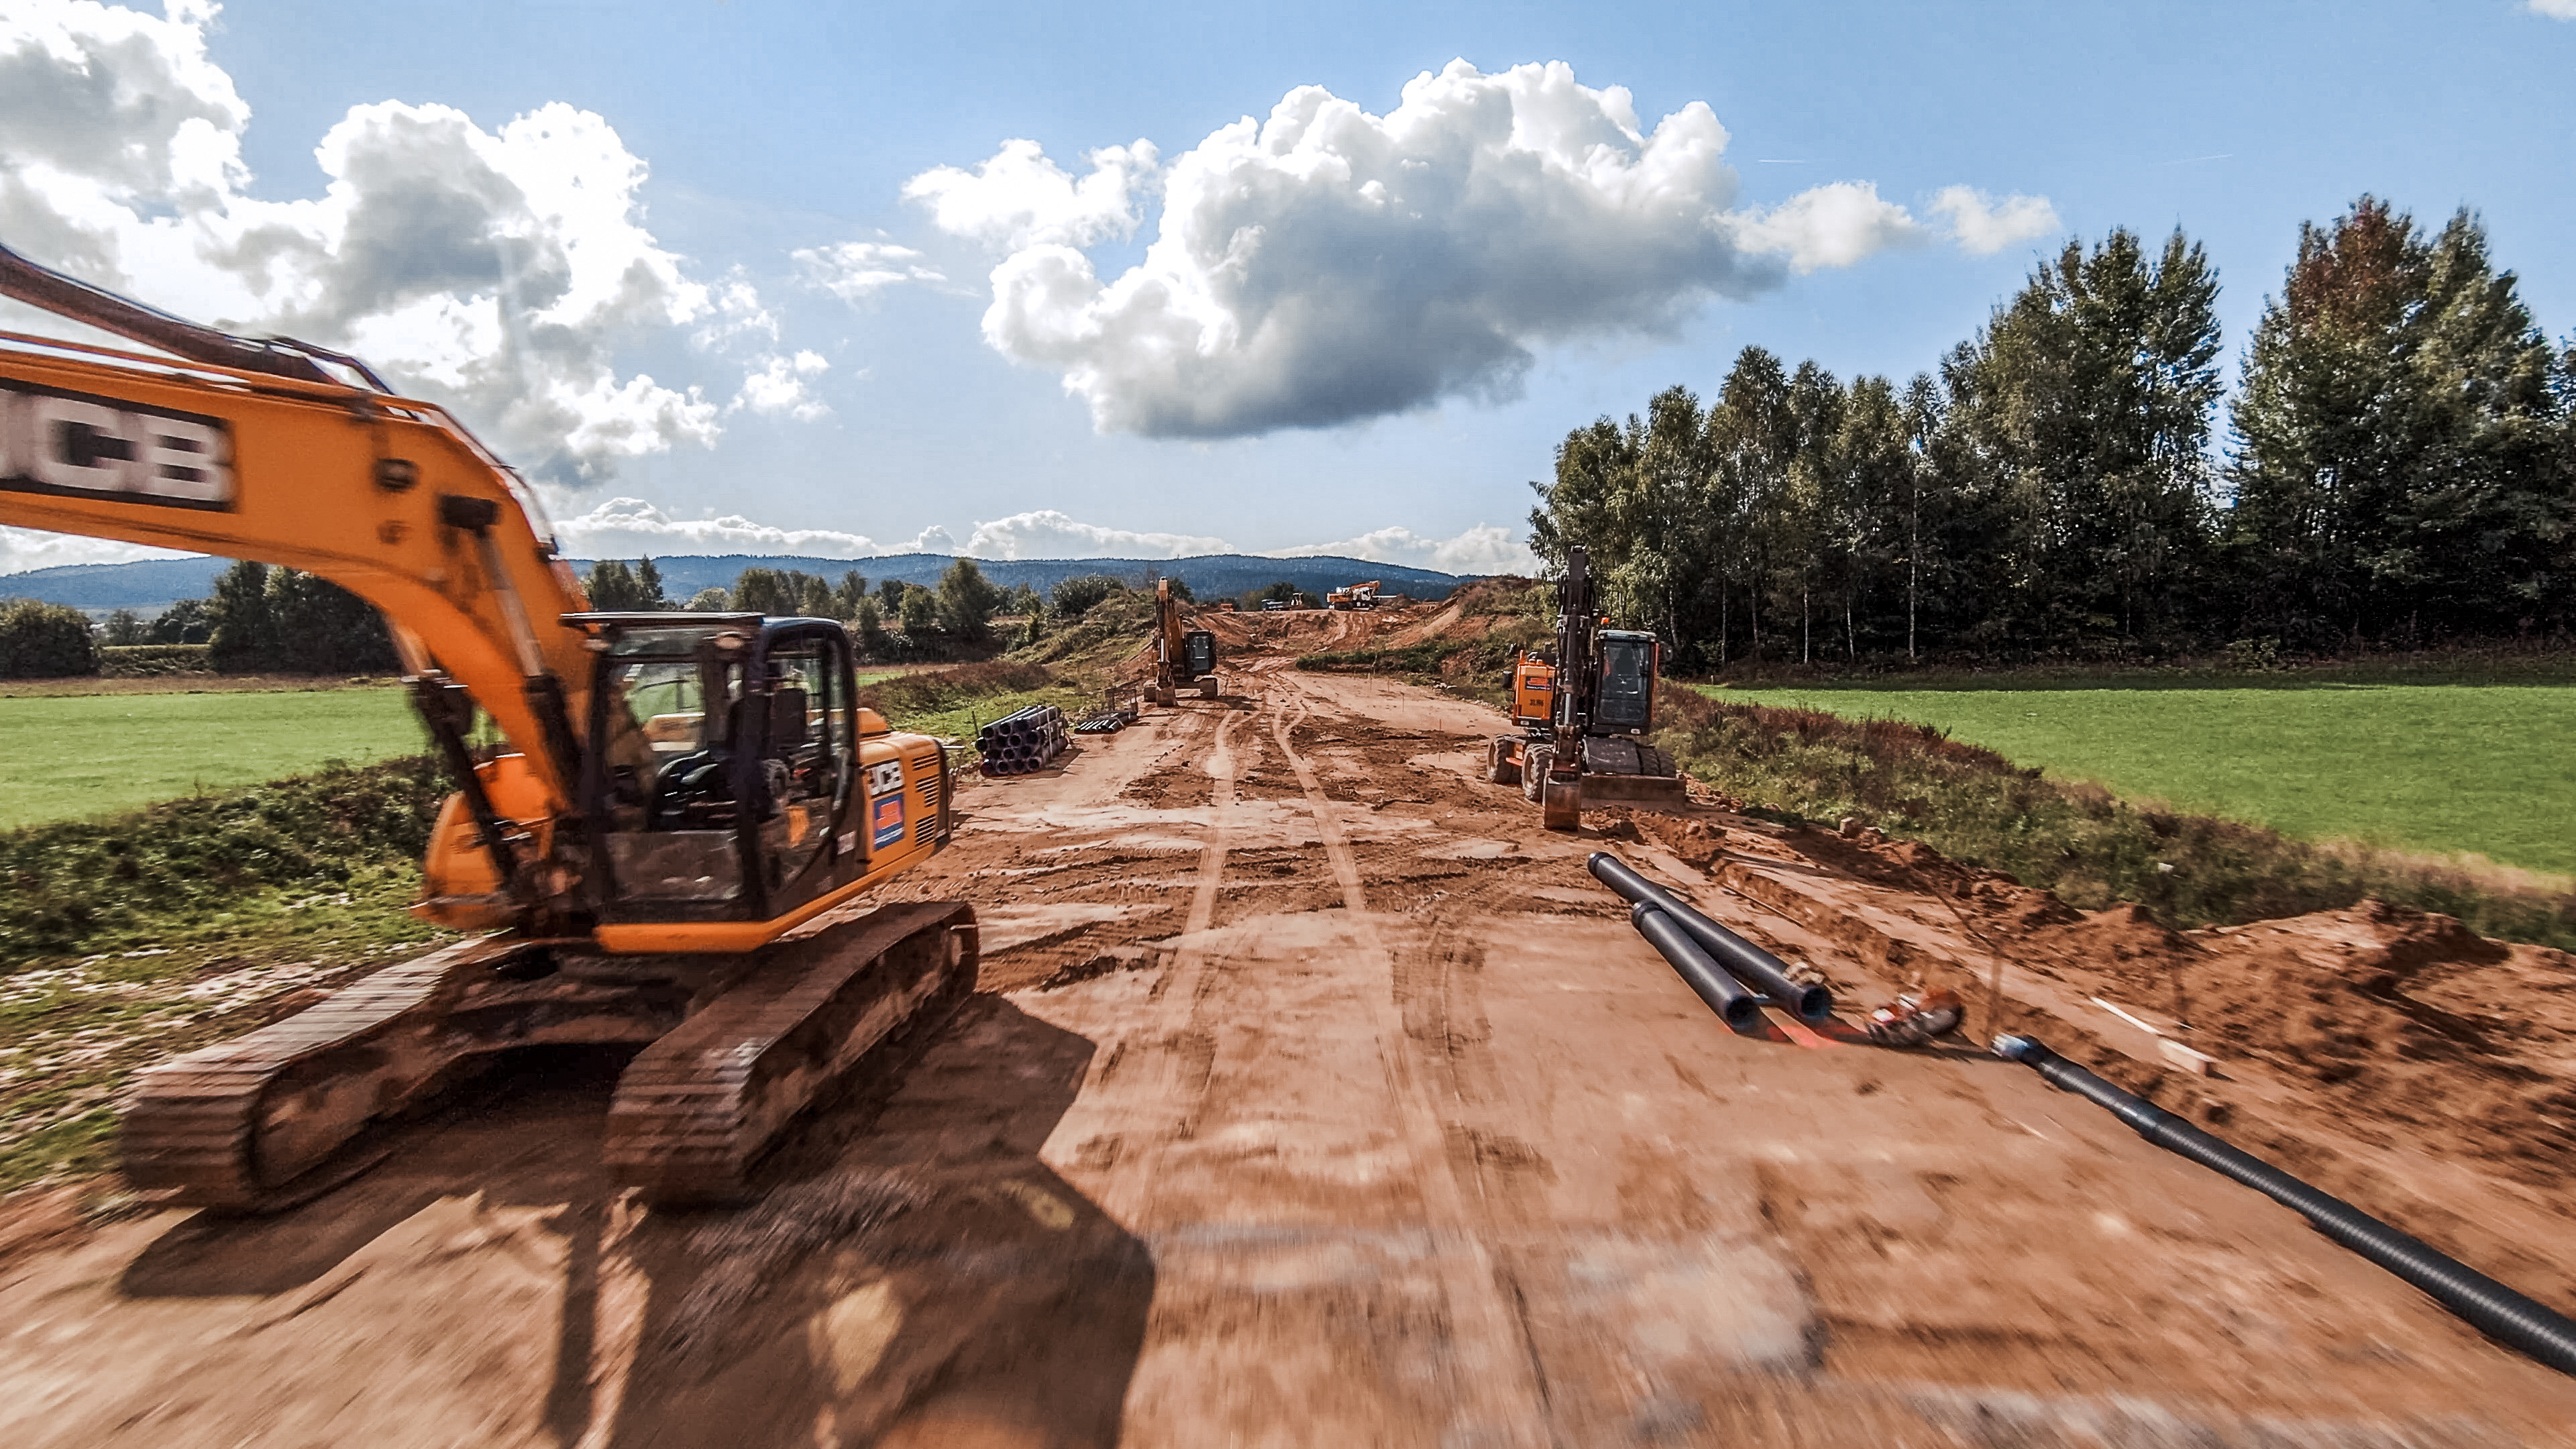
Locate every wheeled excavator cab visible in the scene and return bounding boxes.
[1183,629,1218,680]
[1591,630,1659,735]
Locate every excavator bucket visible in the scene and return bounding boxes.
[122,903,977,1210]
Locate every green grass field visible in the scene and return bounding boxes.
[0,688,427,829]
[1697,681,2576,878]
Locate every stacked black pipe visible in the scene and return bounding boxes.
[1073,704,1136,735]
[977,704,1069,775]
[1589,853,1835,1028]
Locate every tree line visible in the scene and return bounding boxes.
[1529,197,2576,667]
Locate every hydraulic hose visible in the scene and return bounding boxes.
[1589,853,1833,1022]
[1629,904,1764,1034]
[1993,1034,2576,1377]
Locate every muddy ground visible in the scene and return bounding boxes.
[3,603,2574,1446]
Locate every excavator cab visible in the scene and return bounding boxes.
[418,612,951,931]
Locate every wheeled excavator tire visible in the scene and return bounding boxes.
[1520,744,1550,803]
[121,902,978,1210]
[1486,736,1521,787]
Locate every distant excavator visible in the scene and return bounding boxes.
[1324,580,1381,611]
[1486,545,1685,828]
[0,242,976,1207]
[1150,576,1218,704]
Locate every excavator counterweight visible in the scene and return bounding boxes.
[1,244,976,1206]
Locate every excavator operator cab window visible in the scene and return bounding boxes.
[1595,631,1656,734]
[584,616,856,918]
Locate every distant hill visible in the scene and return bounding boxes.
[0,552,1471,617]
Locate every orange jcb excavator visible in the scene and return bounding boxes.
[0,244,975,1207]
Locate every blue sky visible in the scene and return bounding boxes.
[3,1,2571,575]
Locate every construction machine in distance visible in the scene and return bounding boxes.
[0,244,978,1208]
[1149,576,1218,704]
[1485,545,1686,830]
[1324,580,1381,611]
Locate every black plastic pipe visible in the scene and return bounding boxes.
[1589,854,1833,1022]
[1993,1034,2576,1377]
[1629,904,1764,1033]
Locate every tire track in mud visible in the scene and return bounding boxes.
[1095,694,1248,1205]
[1267,674,1552,1442]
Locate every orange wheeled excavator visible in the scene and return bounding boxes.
[0,244,975,1207]
[1485,545,1685,828]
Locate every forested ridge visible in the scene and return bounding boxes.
[1531,198,2576,667]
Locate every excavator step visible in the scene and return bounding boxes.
[604,900,977,1203]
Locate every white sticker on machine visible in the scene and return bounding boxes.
[866,761,904,797]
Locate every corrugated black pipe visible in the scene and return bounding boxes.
[1629,904,1763,1034]
[1993,1034,2576,1377]
[1589,854,1833,1022]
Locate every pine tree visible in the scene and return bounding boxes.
[2228,198,2569,642]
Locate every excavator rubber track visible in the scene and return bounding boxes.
[122,936,561,1210]
[604,901,978,1203]
[121,904,977,1211]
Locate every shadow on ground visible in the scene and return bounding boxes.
[118,997,1150,1448]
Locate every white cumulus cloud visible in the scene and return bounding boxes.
[903,138,1161,251]
[1271,523,1538,576]
[793,240,945,303]
[556,496,887,559]
[0,1,753,488]
[1929,186,2061,256]
[732,350,830,419]
[914,60,2049,438]
[541,498,1529,574]
[960,509,1228,560]
[1735,182,1924,272]
[2531,0,2576,19]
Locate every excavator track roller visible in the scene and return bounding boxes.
[121,904,978,1211]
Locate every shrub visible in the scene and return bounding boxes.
[0,599,101,679]
[99,643,215,677]
[1051,574,1128,616]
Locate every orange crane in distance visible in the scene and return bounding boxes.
[0,243,978,1208]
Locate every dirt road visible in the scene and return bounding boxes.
[3,623,2573,1446]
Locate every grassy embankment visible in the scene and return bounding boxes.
[0,657,1095,1193]
[1655,688,2576,951]
[1697,678,2576,879]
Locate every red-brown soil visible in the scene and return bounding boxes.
[3,601,2573,1446]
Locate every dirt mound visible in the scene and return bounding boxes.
[2037,898,2576,1181]
[2029,902,2202,987]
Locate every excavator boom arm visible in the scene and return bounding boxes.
[0,247,590,808]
